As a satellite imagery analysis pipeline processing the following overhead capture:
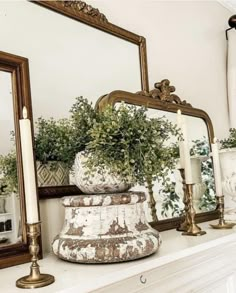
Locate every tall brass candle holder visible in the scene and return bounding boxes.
[210,195,235,229]
[16,222,55,289]
[177,168,190,232]
[182,184,206,236]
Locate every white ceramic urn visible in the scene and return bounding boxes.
[191,156,207,213]
[219,148,236,220]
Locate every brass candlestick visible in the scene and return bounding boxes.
[16,222,55,289]
[182,184,206,236]
[177,168,190,232]
[210,196,236,229]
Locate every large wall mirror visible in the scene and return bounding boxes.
[97,80,218,230]
[0,0,149,198]
[0,51,35,268]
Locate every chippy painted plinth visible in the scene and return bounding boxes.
[52,192,161,263]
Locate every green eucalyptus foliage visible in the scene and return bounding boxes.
[85,103,180,185]
[34,117,75,169]
[220,128,236,149]
[70,96,98,154]
[0,151,18,193]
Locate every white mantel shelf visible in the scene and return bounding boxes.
[2,221,236,293]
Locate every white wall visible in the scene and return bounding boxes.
[90,0,232,140]
[0,1,140,120]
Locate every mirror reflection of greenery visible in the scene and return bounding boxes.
[190,137,216,211]
[220,128,236,149]
[161,136,216,217]
[0,150,18,194]
[160,176,183,218]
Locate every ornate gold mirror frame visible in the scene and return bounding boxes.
[0,51,40,268]
[30,0,149,198]
[97,79,218,231]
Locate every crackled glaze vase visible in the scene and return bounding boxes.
[74,152,132,194]
[52,191,161,263]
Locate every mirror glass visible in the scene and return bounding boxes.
[147,110,216,221]
[0,0,141,190]
[0,71,22,247]
[114,103,216,222]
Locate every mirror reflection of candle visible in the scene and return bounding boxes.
[211,137,223,196]
[177,109,185,169]
[177,109,193,184]
[19,107,39,224]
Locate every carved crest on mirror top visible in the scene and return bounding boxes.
[136,79,192,107]
[40,0,108,22]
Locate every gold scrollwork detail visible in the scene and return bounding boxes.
[60,0,108,22]
[137,79,192,107]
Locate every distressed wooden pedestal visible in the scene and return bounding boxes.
[52,192,161,263]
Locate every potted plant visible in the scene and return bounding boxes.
[52,100,178,263]
[71,98,180,194]
[34,117,75,186]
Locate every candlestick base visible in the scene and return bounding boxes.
[210,196,236,229]
[177,168,190,232]
[182,223,207,236]
[16,223,55,289]
[181,184,206,236]
[16,274,55,289]
[210,221,235,229]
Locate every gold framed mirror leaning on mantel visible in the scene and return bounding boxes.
[0,0,149,199]
[0,51,41,269]
[97,79,218,231]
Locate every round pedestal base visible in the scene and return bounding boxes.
[52,192,161,263]
[16,274,55,289]
[210,222,236,229]
[53,232,160,263]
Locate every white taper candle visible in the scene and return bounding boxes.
[211,137,223,196]
[19,107,39,224]
[181,116,193,184]
[176,110,193,183]
[177,110,185,169]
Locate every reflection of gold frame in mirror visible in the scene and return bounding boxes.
[30,0,149,199]
[0,51,40,268]
[96,79,218,231]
